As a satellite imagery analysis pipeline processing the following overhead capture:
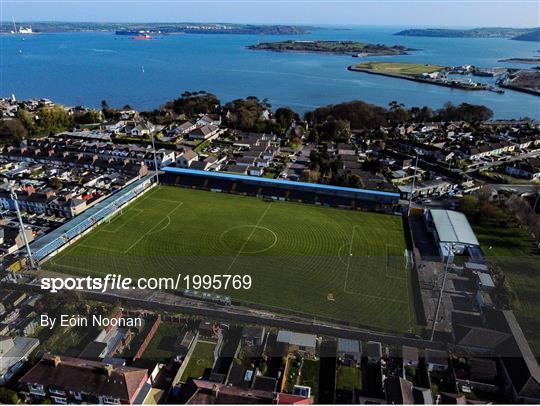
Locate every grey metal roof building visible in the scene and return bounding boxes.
[276,330,316,349]
[429,209,479,246]
[337,338,361,356]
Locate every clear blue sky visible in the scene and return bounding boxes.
[2,0,538,27]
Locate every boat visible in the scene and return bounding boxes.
[133,34,152,41]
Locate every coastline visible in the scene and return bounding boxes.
[247,46,410,57]
[347,65,497,92]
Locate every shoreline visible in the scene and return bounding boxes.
[347,65,498,92]
[247,46,410,57]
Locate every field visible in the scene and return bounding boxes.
[473,219,540,357]
[180,341,216,382]
[353,62,444,76]
[45,185,416,332]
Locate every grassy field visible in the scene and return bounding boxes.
[140,323,181,363]
[180,341,216,382]
[336,366,362,391]
[354,62,443,76]
[300,360,320,400]
[45,186,415,332]
[473,220,540,357]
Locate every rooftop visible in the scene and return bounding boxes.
[429,209,479,246]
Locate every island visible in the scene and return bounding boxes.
[348,62,503,92]
[395,27,540,41]
[498,57,540,64]
[247,40,413,56]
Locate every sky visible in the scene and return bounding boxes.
[1,0,538,27]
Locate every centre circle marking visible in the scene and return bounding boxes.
[220,225,278,254]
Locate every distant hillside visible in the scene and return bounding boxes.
[512,28,540,41]
[0,21,314,35]
[395,27,537,39]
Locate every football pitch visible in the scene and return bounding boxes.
[45,185,417,333]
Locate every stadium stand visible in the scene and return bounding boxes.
[161,167,399,212]
[30,175,155,262]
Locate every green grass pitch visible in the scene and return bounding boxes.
[45,185,417,333]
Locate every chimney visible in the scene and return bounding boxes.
[212,384,220,398]
[53,355,61,367]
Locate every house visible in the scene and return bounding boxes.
[242,326,265,347]
[0,335,39,385]
[178,379,274,404]
[235,157,256,167]
[0,225,34,255]
[224,165,248,175]
[425,349,449,372]
[384,377,414,404]
[20,353,149,404]
[196,114,222,127]
[122,120,155,137]
[176,150,198,168]
[505,158,540,179]
[188,124,220,141]
[337,338,361,364]
[171,121,197,137]
[412,387,433,404]
[189,160,212,171]
[366,341,382,364]
[276,331,316,355]
[248,166,264,177]
[402,346,419,368]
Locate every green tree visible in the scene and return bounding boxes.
[274,107,299,131]
[36,106,73,135]
[15,108,34,131]
[0,387,19,404]
[0,118,28,145]
[49,177,64,190]
[73,109,101,125]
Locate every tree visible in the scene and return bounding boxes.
[164,91,221,116]
[73,109,101,125]
[15,108,34,131]
[49,177,64,190]
[0,118,28,145]
[274,107,299,131]
[36,106,73,135]
[0,387,19,404]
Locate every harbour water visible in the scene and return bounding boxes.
[1,26,539,118]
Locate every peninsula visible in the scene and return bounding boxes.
[395,27,540,41]
[247,40,413,56]
[349,62,502,92]
[0,21,314,35]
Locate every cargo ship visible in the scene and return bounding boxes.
[133,34,152,40]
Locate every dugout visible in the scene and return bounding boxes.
[161,167,399,212]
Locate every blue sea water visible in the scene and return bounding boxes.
[1,26,539,119]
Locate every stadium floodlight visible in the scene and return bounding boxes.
[430,243,454,341]
[150,133,159,184]
[407,154,419,216]
[9,183,36,269]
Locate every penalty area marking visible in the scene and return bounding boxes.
[341,225,410,307]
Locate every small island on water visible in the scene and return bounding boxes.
[247,40,414,56]
[498,57,540,64]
